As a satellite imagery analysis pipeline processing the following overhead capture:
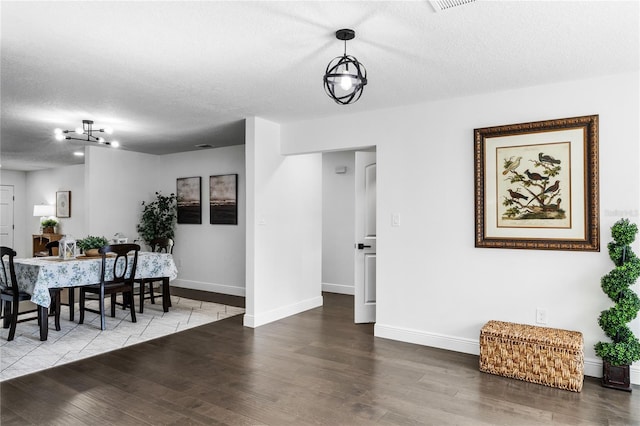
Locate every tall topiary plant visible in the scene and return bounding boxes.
[595,218,640,390]
[136,192,177,246]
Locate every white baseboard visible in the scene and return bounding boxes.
[374,323,640,385]
[172,279,245,297]
[581,358,640,383]
[322,282,354,295]
[244,295,323,328]
[375,323,480,355]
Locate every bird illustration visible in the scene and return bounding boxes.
[502,156,522,175]
[508,189,528,201]
[524,169,549,181]
[543,180,560,194]
[543,198,562,211]
[538,152,561,164]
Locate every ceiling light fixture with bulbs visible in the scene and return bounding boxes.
[323,29,368,105]
[54,120,119,148]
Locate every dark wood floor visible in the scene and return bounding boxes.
[2,292,639,425]
[171,286,246,308]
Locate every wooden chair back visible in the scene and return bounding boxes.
[150,238,174,254]
[0,246,18,294]
[99,244,140,286]
[45,240,60,256]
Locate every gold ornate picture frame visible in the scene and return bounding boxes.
[474,115,599,251]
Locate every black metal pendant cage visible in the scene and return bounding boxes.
[323,54,368,105]
[323,28,367,105]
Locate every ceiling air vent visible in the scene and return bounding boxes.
[195,144,215,149]
[429,0,476,12]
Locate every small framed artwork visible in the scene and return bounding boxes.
[474,115,599,251]
[209,174,238,225]
[56,191,71,218]
[177,177,202,224]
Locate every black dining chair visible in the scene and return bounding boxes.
[45,240,76,321]
[79,243,139,330]
[45,240,59,256]
[1,246,60,341]
[135,237,174,313]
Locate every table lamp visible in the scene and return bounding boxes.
[33,204,55,232]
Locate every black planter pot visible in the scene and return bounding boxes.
[602,361,632,392]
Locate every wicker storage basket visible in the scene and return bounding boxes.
[479,320,584,392]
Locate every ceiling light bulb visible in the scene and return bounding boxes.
[340,69,353,91]
[54,128,62,135]
[98,137,105,143]
[55,134,65,141]
[73,151,84,157]
[111,141,120,148]
[103,127,113,134]
[75,127,83,134]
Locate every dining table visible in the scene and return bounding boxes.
[11,252,178,340]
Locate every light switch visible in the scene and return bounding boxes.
[392,213,400,227]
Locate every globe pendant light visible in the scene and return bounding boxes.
[323,29,367,105]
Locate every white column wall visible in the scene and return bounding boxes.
[281,71,640,382]
[85,146,158,240]
[244,117,323,328]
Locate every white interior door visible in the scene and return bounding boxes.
[0,185,15,248]
[354,151,376,323]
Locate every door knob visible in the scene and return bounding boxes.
[357,243,372,250]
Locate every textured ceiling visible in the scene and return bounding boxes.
[1,1,638,171]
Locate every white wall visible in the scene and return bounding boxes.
[244,117,323,327]
[85,144,247,296]
[85,145,158,240]
[281,71,640,382]
[16,144,247,297]
[157,145,246,296]
[25,164,85,243]
[0,170,27,256]
[322,151,356,295]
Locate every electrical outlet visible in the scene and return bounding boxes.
[536,308,548,324]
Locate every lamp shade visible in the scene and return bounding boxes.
[33,204,55,217]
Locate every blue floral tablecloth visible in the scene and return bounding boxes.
[11,252,178,308]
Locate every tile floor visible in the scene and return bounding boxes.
[0,296,244,381]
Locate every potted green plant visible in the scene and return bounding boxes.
[595,218,640,391]
[136,192,177,248]
[77,235,109,257]
[41,217,59,234]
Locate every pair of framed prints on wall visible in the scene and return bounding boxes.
[176,174,238,225]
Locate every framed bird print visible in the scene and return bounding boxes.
[474,115,599,251]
